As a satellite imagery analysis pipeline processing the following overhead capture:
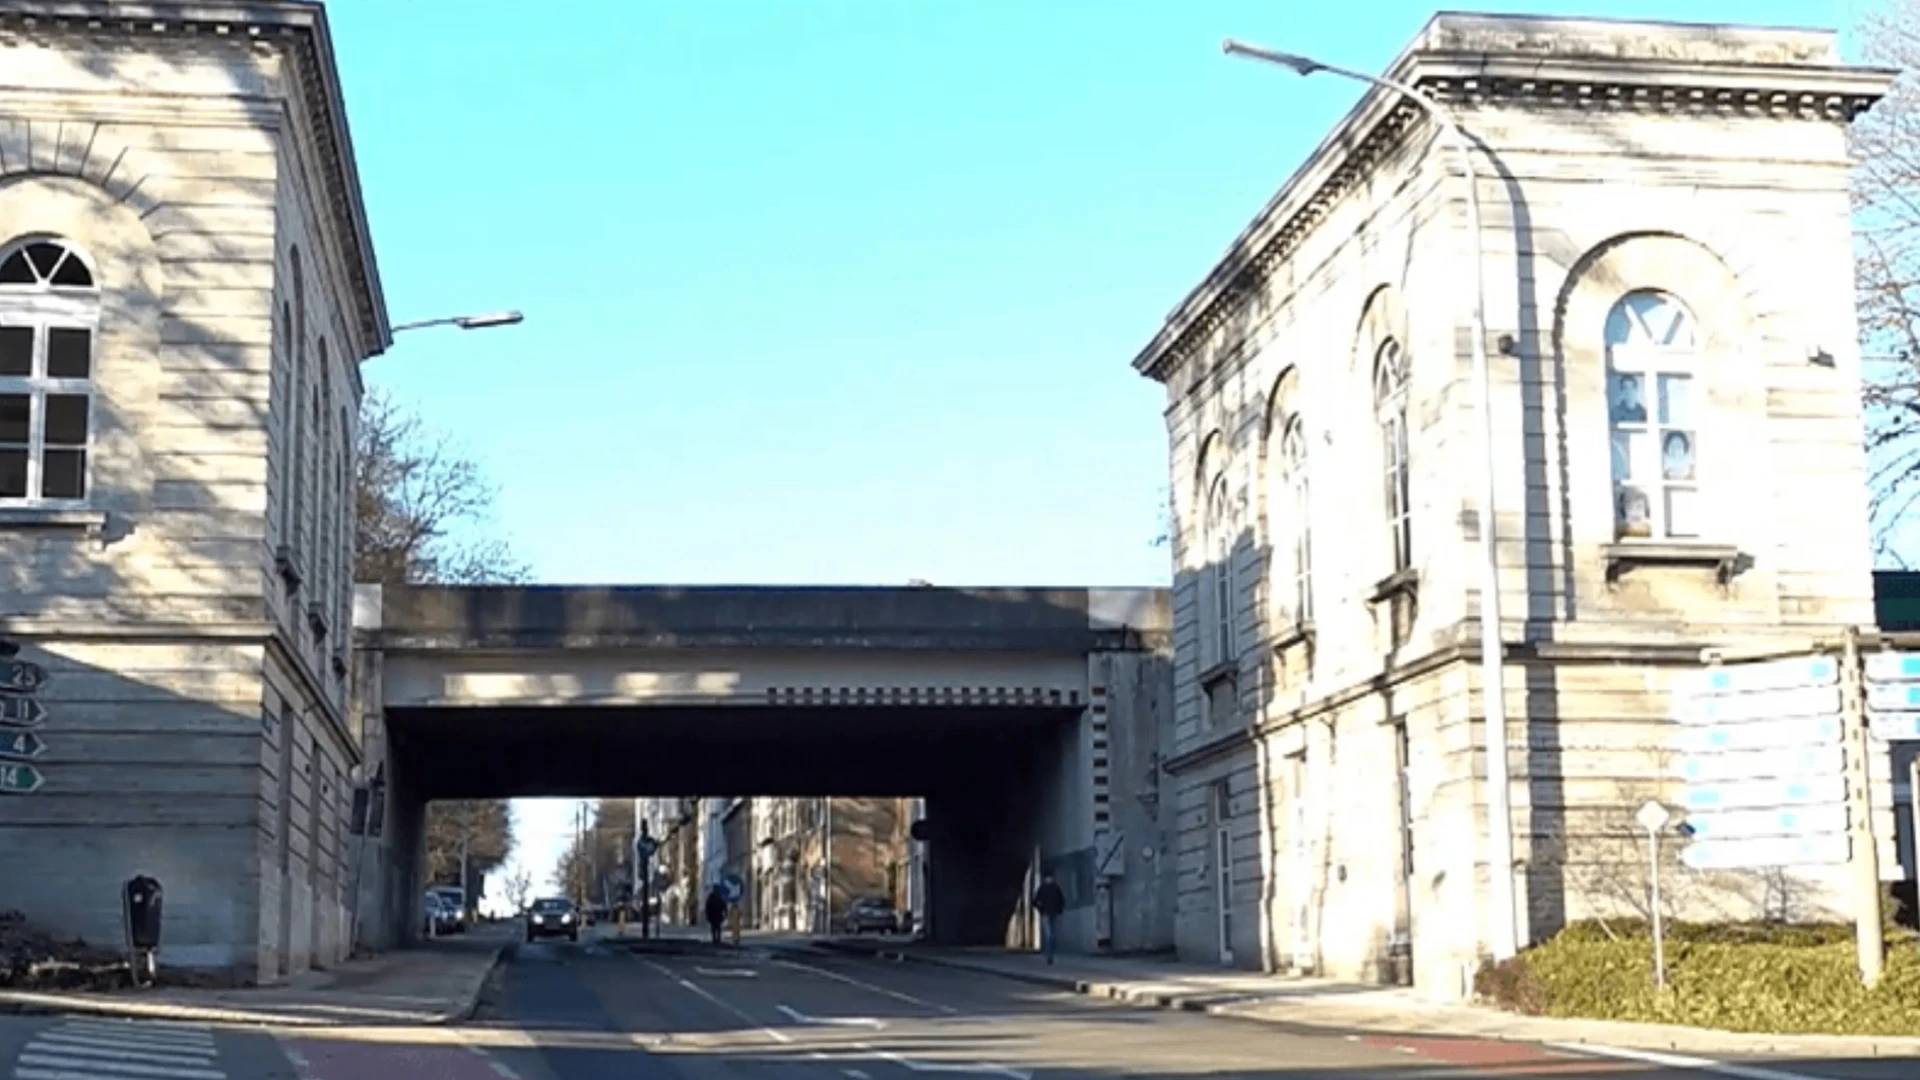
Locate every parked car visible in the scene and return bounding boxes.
[525,896,581,942]
[838,895,902,934]
[421,893,459,937]
[427,885,468,932]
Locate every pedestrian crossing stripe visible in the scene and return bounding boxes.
[14,1021,222,1080]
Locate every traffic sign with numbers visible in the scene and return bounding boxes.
[0,694,47,728]
[0,729,43,760]
[0,660,48,694]
[0,762,43,793]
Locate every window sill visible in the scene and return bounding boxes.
[1601,541,1743,584]
[1271,621,1316,653]
[306,603,329,641]
[0,507,106,532]
[331,655,349,678]
[1367,567,1420,604]
[1198,660,1238,689]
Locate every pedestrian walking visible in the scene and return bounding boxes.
[1031,872,1065,965]
[704,884,728,945]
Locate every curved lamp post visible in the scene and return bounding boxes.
[1222,38,1518,962]
[390,310,525,334]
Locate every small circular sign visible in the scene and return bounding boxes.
[720,874,744,904]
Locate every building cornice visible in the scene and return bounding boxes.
[1131,19,1893,386]
[0,1,392,355]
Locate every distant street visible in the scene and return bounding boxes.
[2,932,1869,1080]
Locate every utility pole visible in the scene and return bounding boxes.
[1842,628,1887,987]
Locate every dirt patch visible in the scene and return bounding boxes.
[0,910,126,991]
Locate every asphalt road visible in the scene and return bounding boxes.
[2,939,1915,1080]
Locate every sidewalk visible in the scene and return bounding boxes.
[0,930,509,1028]
[816,939,1920,1060]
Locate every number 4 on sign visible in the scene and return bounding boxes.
[0,729,44,760]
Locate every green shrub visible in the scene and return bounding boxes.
[1477,920,1920,1036]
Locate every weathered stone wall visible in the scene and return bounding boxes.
[0,12,375,983]
[1143,13,1892,999]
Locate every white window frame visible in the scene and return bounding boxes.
[1605,290,1699,541]
[1205,470,1235,667]
[1268,413,1313,627]
[0,238,99,507]
[1375,340,1411,573]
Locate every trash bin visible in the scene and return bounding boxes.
[124,875,163,951]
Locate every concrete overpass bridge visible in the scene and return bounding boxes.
[351,584,1174,954]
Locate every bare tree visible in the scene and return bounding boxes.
[1852,1,1920,562]
[424,799,514,906]
[357,388,529,892]
[556,799,637,906]
[354,387,530,587]
[503,869,532,913]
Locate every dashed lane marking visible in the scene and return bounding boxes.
[13,1020,222,1080]
[642,959,793,1044]
[771,958,959,1015]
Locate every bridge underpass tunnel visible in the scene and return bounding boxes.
[384,702,1086,947]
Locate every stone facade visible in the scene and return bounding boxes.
[1136,13,1896,999]
[743,796,912,933]
[0,3,385,983]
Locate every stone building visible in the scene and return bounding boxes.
[748,796,913,933]
[1134,13,1894,999]
[0,2,383,982]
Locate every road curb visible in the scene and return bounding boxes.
[811,940,1920,1060]
[0,940,513,1029]
[443,940,511,1025]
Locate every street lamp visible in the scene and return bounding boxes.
[1223,38,1519,962]
[390,310,525,334]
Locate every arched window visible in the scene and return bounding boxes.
[1205,467,1236,666]
[0,238,98,503]
[318,353,335,630]
[308,365,322,597]
[1375,339,1411,572]
[1262,369,1313,631]
[1606,290,1697,540]
[336,404,353,666]
[284,250,307,566]
[1268,413,1312,626]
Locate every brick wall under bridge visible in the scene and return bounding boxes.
[348,584,1176,958]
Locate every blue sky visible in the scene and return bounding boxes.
[320,0,1864,889]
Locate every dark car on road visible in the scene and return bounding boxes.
[525,896,580,942]
[838,895,902,934]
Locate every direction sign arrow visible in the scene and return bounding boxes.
[0,660,48,695]
[0,729,44,761]
[0,762,43,794]
[0,695,47,728]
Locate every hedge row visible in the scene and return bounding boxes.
[1475,920,1920,1036]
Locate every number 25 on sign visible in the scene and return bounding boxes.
[0,762,43,794]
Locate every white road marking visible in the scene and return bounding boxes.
[867,1046,1030,1080]
[772,958,959,1014]
[844,1071,871,1079]
[23,1042,211,1067]
[1551,1043,1848,1080]
[693,966,758,977]
[775,1005,886,1029]
[13,1022,223,1080]
[643,959,793,1044]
